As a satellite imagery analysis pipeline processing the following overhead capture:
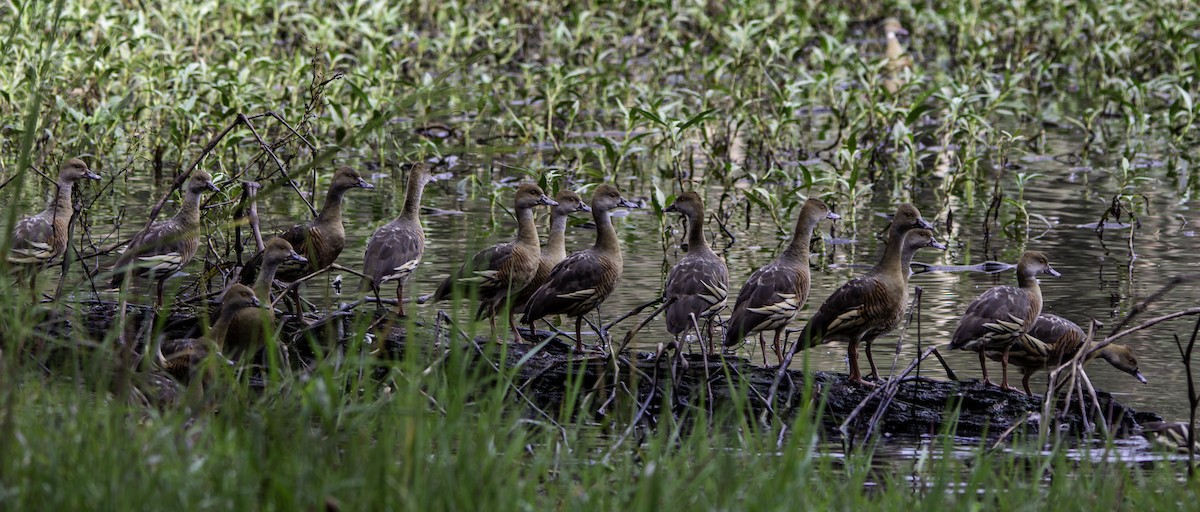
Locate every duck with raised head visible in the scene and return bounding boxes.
[949,251,1061,392]
[983,313,1146,395]
[240,166,374,285]
[110,169,220,306]
[511,188,592,313]
[361,163,437,316]
[430,183,557,341]
[795,226,945,386]
[881,17,912,94]
[663,192,729,353]
[522,185,639,351]
[253,238,308,304]
[8,158,100,293]
[724,198,837,365]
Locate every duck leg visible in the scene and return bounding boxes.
[1000,345,1016,392]
[156,278,166,308]
[847,337,876,387]
[1022,372,1034,396]
[705,317,715,355]
[758,333,769,366]
[771,329,784,367]
[574,316,584,352]
[977,351,994,387]
[395,282,406,317]
[508,306,523,344]
[864,339,880,381]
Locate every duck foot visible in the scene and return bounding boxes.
[847,376,877,388]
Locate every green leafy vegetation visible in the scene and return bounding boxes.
[2,0,1200,508]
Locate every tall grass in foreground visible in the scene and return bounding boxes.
[0,327,1196,510]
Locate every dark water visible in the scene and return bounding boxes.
[18,126,1199,424]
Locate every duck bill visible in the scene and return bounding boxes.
[84,170,102,180]
[1134,371,1147,384]
[917,218,935,230]
[291,253,309,264]
[664,204,679,213]
[250,297,262,308]
[929,239,947,250]
[539,195,559,207]
[357,178,375,189]
[1045,267,1062,278]
[578,203,592,213]
[207,182,221,193]
[826,211,841,220]
[618,198,640,208]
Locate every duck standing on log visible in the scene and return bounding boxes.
[7,158,100,295]
[361,163,437,316]
[949,251,1061,392]
[522,184,639,351]
[110,170,220,307]
[511,189,592,314]
[430,183,558,342]
[239,166,374,311]
[662,192,728,354]
[792,204,940,386]
[983,313,1145,395]
[723,198,837,365]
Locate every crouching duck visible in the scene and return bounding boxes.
[985,313,1145,395]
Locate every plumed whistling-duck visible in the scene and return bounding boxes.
[723,198,837,365]
[361,163,437,316]
[522,184,639,351]
[949,250,1061,392]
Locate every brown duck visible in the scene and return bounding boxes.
[8,158,100,290]
[110,169,220,306]
[159,283,259,378]
[663,192,729,352]
[511,189,592,313]
[983,313,1145,395]
[430,183,558,341]
[949,251,1061,392]
[240,165,374,286]
[361,163,437,316]
[253,237,307,304]
[724,198,837,364]
[522,184,639,351]
[795,227,945,386]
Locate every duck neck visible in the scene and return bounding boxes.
[316,186,348,224]
[886,35,904,59]
[545,211,569,260]
[876,236,911,279]
[1017,271,1043,309]
[593,208,620,254]
[685,210,710,254]
[211,306,238,344]
[400,176,426,223]
[781,215,818,265]
[255,260,280,299]
[49,179,75,221]
[174,189,203,227]
[515,206,540,248]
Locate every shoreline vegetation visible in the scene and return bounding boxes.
[3,0,1200,509]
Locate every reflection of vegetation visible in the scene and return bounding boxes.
[3,0,1200,506]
